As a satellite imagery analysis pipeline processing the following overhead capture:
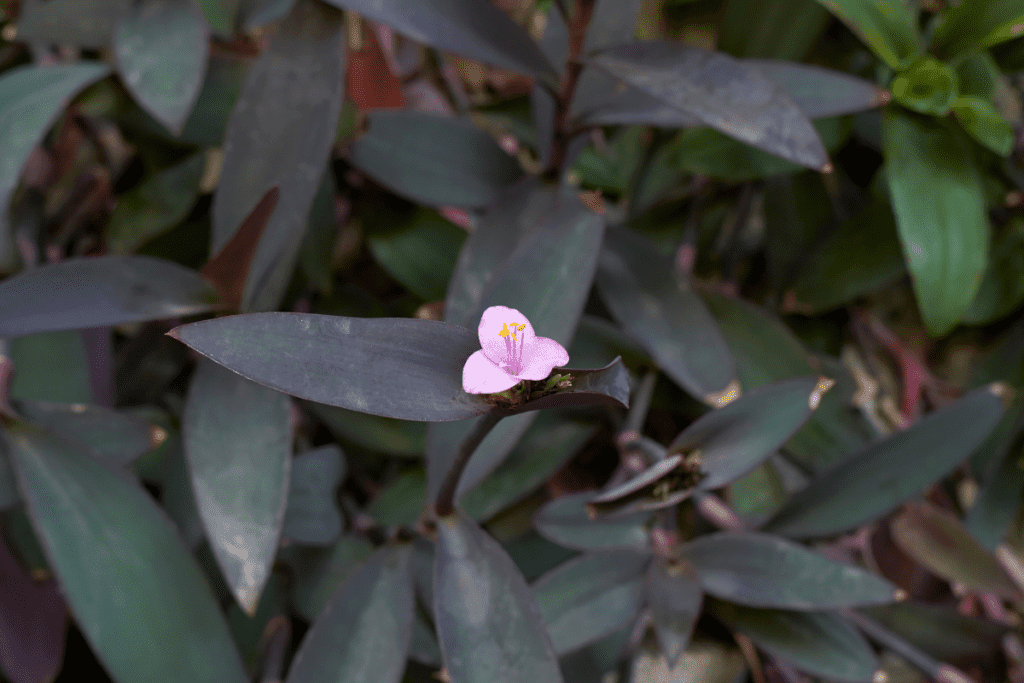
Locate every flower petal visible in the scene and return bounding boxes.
[462,349,519,394]
[478,305,534,365]
[517,335,570,381]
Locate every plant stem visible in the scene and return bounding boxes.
[433,410,504,517]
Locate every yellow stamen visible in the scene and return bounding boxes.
[499,323,510,338]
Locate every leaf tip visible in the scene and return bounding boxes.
[820,161,834,174]
[149,426,168,449]
[987,381,1014,406]
[893,588,908,601]
[809,377,835,410]
[705,379,741,408]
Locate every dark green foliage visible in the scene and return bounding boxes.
[1,1,1023,682]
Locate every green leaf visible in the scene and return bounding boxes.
[932,0,1024,56]
[283,445,345,545]
[890,501,1020,598]
[0,63,110,260]
[286,534,375,621]
[597,227,736,404]
[161,434,205,549]
[680,532,898,609]
[719,0,830,60]
[762,384,1008,539]
[964,217,1024,323]
[212,0,346,312]
[533,550,649,655]
[708,599,878,682]
[367,210,466,302]
[14,400,162,467]
[285,545,414,683]
[305,401,426,457]
[461,412,596,522]
[700,290,871,471]
[0,255,221,337]
[668,376,834,490]
[588,42,829,170]
[787,197,905,313]
[890,59,958,116]
[809,0,920,70]
[645,558,703,667]
[859,602,1009,660]
[321,0,556,83]
[114,0,210,133]
[434,511,564,683]
[196,0,236,35]
[107,153,206,254]
[168,313,493,421]
[4,424,248,683]
[952,95,1015,156]
[351,111,524,208]
[533,492,652,552]
[955,52,1001,100]
[883,109,989,335]
[367,469,426,527]
[966,420,1024,549]
[7,331,93,404]
[15,0,129,47]
[183,359,292,615]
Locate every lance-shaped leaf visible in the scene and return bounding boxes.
[15,0,129,46]
[461,412,596,522]
[0,255,221,338]
[321,0,555,83]
[168,313,493,421]
[184,359,292,615]
[285,544,413,683]
[288,534,375,622]
[212,0,346,312]
[434,511,564,683]
[883,109,988,336]
[719,0,830,60]
[13,400,164,467]
[586,453,701,518]
[533,550,650,655]
[282,444,345,546]
[890,502,1020,599]
[351,111,523,209]
[428,192,604,500]
[597,228,736,404]
[809,0,920,70]
[444,180,555,327]
[859,601,1009,660]
[0,63,110,262]
[0,538,67,683]
[932,0,1024,56]
[107,153,206,254]
[533,492,652,552]
[747,59,890,118]
[953,96,1015,157]
[679,532,899,609]
[708,599,878,683]
[4,424,248,683]
[763,384,1008,539]
[667,377,835,490]
[114,0,209,133]
[588,42,829,170]
[646,558,703,667]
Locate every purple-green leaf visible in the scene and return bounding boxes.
[646,558,703,667]
[679,532,898,609]
[4,424,249,683]
[434,511,564,683]
[587,42,829,170]
[0,255,221,338]
[285,544,414,683]
[183,359,292,615]
[168,313,492,422]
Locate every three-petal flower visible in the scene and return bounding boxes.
[462,305,570,394]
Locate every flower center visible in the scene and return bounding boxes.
[498,322,527,376]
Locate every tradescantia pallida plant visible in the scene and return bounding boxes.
[2,0,1024,682]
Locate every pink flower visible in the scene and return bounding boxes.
[462,305,570,394]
